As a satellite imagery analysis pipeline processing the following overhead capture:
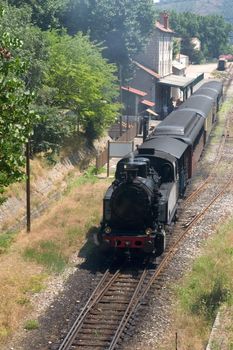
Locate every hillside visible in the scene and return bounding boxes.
[157,0,233,24]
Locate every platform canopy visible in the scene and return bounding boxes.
[158,73,204,90]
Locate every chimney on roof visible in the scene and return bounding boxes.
[160,12,169,29]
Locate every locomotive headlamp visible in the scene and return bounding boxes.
[104,226,112,234]
[145,228,153,236]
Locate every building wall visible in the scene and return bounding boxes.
[158,32,173,77]
[130,69,156,103]
[136,29,173,78]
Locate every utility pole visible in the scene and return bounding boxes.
[119,65,123,136]
[26,141,31,232]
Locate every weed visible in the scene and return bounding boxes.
[66,226,82,246]
[22,274,46,294]
[0,231,16,254]
[66,166,99,193]
[178,256,232,323]
[23,240,67,273]
[16,297,30,305]
[174,216,233,348]
[24,319,39,330]
[0,326,9,339]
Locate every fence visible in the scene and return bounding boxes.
[96,122,138,169]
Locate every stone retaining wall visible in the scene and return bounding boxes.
[0,144,95,232]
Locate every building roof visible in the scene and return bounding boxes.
[155,21,174,34]
[140,99,155,107]
[139,136,188,159]
[172,60,186,71]
[121,86,147,97]
[146,108,158,116]
[158,74,196,89]
[133,61,160,79]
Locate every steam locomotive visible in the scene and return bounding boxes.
[97,80,223,256]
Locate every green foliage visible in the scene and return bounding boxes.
[23,240,68,273]
[178,257,231,322]
[0,10,39,192]
[0,3,49,91]
[7,0,69,29]
[24,319,39,330]
[44,31,120,140]
[181,37,205,64]
[172,38,181,59]
[66,166,99,193]
[31,106,73,156]
[170,11,232,59]
[60,0,156,74]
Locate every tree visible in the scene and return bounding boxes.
[0,2,50,91]
[170,11,232,60]
[60,0,156,73]
[7,0,69,29]
[41,31,120,141]
[173,38,181,59]
[181,37,205,64]
[0,6,39,194]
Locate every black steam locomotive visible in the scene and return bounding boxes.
[97,80,223,256]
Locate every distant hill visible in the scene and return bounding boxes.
[156,0,233,25]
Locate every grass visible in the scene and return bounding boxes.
[0,170,110,344]
[0,231,16,254]
[23,240,68,273]
[170,216,233,349]
[22,274,47,294]
[210,98,233,144]
[24,319,39,331]
[65,165,103,193]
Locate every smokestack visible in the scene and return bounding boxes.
[160,12,169,29]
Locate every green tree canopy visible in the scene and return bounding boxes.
[0,2,49,91]
[7,0,69,29]
[0,6,39,193]
[60,0,156,72]
[170,11,232,60]
[40,31,120,141]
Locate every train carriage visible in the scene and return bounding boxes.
[151,110,205,178]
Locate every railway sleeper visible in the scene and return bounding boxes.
[104,288,135,294]
[101,297,132,303]
[93,304,129,311]
[74,346,109,350]
[73,339,111,346]
[90,309,125,316]
[84,314,123,321]
[82,322,120,329]
[78,330,115,338]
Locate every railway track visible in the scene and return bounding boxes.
[58,263,156,350]
[58,168,233,350]
[57,73,233,350]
